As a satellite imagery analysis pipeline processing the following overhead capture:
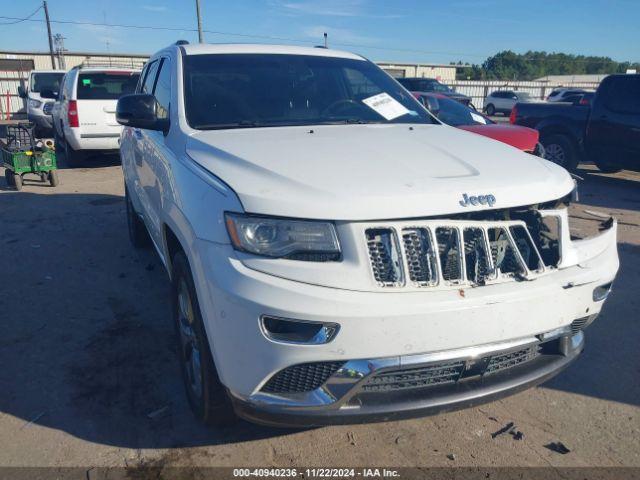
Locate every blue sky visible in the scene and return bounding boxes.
[1,0,639,64]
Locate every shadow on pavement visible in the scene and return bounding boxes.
[0,190,302,450]
[575,167,640,212]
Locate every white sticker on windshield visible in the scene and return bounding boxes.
[470,112,487,124]
[362,92,410,120]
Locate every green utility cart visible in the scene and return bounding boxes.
[2,123,58,191]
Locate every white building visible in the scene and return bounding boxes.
[376,62,457,81]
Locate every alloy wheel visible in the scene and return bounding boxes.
[177,279,203,400]
[544,143,565,166]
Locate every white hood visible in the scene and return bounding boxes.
[186,124,574,221]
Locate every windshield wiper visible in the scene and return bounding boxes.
[193,120,264,130]
[321,118,384,125]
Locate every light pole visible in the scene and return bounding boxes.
[195,0,204,43]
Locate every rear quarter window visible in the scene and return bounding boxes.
[76,72,140,100]
[602,76,640,114]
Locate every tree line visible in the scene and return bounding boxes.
[453,50,640,80]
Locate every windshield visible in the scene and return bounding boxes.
[77,72,140,100]
[30,72,64,93]
[183,54,436,130]
[423,95,492,127]
[516,92,532,100]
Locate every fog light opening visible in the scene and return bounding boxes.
[261,316,340,345]
[593,282,613,302]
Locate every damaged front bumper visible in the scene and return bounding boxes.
[231,330,585,427]
[195,207,617,427]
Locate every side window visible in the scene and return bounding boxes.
[141,60,160,94]
[604,77,640,114]
[153,58,172,120]
[136,63,148,93]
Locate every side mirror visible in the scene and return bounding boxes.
[18,86,27,98]
[40,89,58,99]
[116,94,169,133]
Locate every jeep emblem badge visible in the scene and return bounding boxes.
[459,193,496,207]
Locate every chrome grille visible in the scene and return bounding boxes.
[366,229,403,286]
[463,227,492,284]
[365,219,553,288]
[402,228,438,286]
[361,343,543,393]
[488,227,523,275]
[485,345,541,374]
[436,227,463,281]
[362,361,464,392]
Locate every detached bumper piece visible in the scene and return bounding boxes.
[231,331,584,427]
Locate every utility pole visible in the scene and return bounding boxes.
[195,0,204,43]
[54,34,67,70]
[324,32,328,48]
[43,1,56,69]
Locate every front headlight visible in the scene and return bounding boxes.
[225,213,341,261]
[28,99,42,108]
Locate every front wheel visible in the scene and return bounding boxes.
[172,251,237,427]
[541,134,579,172]
[485,104,495,116]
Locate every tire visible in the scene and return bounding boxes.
[5,169,15,187]
[485,104,495,116]
[591,150,622,173]
[172,251,237,427]
[48,170,59,187]
[594,160,622,174]
[541,134,579,172]
[13,173,23,191]
[54,129,64,158]
[63,139,85,168]
[125,186,151,248]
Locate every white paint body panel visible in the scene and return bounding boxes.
[119,44,620,399]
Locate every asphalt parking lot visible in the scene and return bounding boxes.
[0,155,639,470]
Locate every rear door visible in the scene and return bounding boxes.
[75,71,140,138]
[587,75,640,169]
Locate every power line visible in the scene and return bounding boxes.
[0,5,42,25]
[0,14,637,65]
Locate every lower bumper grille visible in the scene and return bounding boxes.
[261,361,345,394]
[362,345,542,393]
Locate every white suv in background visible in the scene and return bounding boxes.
[483,90,536,116]
[117,42,618,427]
[52,66,140,166]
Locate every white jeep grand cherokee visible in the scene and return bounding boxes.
[117,42,619,427]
